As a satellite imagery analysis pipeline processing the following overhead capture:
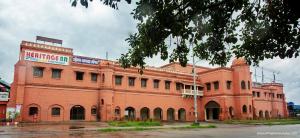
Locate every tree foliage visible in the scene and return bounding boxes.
[72,0,300,69]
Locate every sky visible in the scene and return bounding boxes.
[0,0,299,104]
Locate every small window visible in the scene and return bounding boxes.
[206,83,211,91]
[91,107,97,115]
[91,73,98,82]
[165,81,171,90]
[213,81,219,90]
[153,80,160,88]
[241,81,246,89]
[252,91,256,97]
[176,83,182,90]
[52,69,62,79]
[76,71,84,80]
[128,77,135,86]
[101,99,104,105]
[257,92,260,97]
[242,105,247,113]
[115,107,120,116]
[33,67,44,77]
[51,107,60,116]
[115,75,123,85]
[29,107,38,116]
[102,73,105,83]
[141,78,147,88]
[226,81,232,89]
[248,81,251,89]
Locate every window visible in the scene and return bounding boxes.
[257,92,260,97]
[165,81,171,90]
[226,81,232,89]
[101,99,104,105]
[33,67,44,77]
[51,107,60,116]
[206,83,211,91]
[242,105,247,113]
[102,73,105,83]
[176,83,182,90]
[115,107,120,116]
[76,71,84,80]
[213,81,219,90]
[52,69,62,79]
[241,80,246,89]
[29,107,38,116]
[91,107,97,115]
[115,75,123,85]
[248,81,251,89]
[153,80,160,88]
[128,77,135,86]
[91,73,98,82]
[141,78,147,88]
[252,91,256,97]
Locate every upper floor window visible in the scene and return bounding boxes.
[52,69,62,79]
[128,77,135,86]
[257,92,260,97]
[115,75,123,85]
[165,81,171,90]
[213,81,219,90]
[226,81,232,89]
[29,107,38,116]
[241,80,246,89]
[153,79,160,88]
[176,83,183,91]
[206,83,211,91]
[91,73,98,82]
[102,73,105,83]
[91,106,97,115]
[252,91,256,97]
[248,81,251,89]
[141,78,147,88]
[75,71,84,80]
[33,67,44,77]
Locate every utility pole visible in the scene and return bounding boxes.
[192,43,198,124]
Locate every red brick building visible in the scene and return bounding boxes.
[0,78,10,120]
[8,40,288,122]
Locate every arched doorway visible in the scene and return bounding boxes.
[265,111,270,119]
[125,107,135,120]
[154,107,163,120]
[70,105,85,120]
[178,108,186,121]
[167,108,175,121]
[259,110,264,119]
[229,106,234,118]
[140,107,150,120]
[205,101,220,120]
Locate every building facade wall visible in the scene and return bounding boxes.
[8,41,288,122]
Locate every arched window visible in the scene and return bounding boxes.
[29,107,38,116]
[242,105,247,113]
[101,99,104,105]
[102,73,105,83]
[241,81,246,89]
[91,106,97,115]
[51,107,60,116]
[115,106,121,116]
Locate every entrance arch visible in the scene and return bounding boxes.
[140,107,150,120]
[265,111,270,119]
[259,110,264,118]
[205,101,220,120]
[125,107,135,120]
[229,106,234,118]
[154,107,163,120]
[178,108,186,121]
[70,105,85,120]
[167,108,175,121]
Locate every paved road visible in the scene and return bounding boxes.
[0,122,299,138]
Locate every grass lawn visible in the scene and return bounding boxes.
[108,120,162,127]
[224,118,300,125]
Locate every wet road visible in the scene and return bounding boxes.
[0,122,299,138]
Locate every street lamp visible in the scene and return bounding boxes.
[192,43,199,125]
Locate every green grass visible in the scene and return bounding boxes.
[108,121,162,127]
[99,127,155,132]
[179,123,217,129]
[224,118,300,125]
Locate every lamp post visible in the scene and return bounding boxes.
[192,43,199,125]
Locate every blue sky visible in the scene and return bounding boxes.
[0,0,299,104]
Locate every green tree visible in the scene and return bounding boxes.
[72,0,300,69]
